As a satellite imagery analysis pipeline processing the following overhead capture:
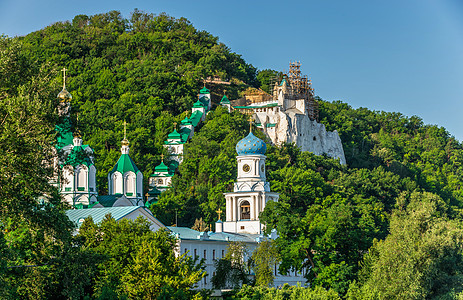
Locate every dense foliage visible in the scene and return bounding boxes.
[78,216,206,299]
[13,9,259,194]
[3,9,463,299]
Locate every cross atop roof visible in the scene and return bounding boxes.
[216,208,223,221]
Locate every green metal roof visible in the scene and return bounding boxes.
[279,78,288,86]
[168,160,179,174]
[199,96,209,108]
[234,103,279,109]
[164,140,184,145]
[145,198,159,208]
[57,132,74,150]
[66,206,143,228]
[220,95,230,104]
[55,118,74,150]
[189,110,203,127]
[154,161,169,173]
[180,117,192,125]
[168,129,182,140]
[94,195,120,207]
[149,173,173,178]
[179,127,191,142]
[109,154,140,174]
[167,226,259,242]
[199,87,210,94]
[192,99,205,108]
[266,123,277,128]
[148,186,162,196]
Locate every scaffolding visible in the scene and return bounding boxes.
[285,61,319,121]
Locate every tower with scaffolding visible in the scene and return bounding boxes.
[271,61,319,121]
[223,61,346,165]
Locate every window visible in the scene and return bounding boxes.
[240,226,245,230]
[213,250,215,260]
[240,201,250,220]
[194,249,197,259]
[184,248,187,254]
[157,179,163,184]
[313,136,317,141]
[204,249,207,259]
[222,250,224,257]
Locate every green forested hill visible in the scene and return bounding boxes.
[14,10,258,193]
[3,10,463,298]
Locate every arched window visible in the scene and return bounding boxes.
[77,165,87,191]
[113,172,122,194]
[240,200,250,220]
[125,173,135,195]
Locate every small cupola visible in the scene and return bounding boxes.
[57,67,72,102]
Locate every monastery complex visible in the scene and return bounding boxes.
[53,63,345,289]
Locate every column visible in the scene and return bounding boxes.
[250,195,255,221]
[226,196,231,222]
[233,196,237,221]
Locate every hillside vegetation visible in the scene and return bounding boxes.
[2,10,463,299]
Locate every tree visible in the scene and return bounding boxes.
[122,229,205,299]
[211,241,252,289]
[78,215,206,298]
[0,37,92,299]
[191,217,209,232]
[252,239,280,287]
[233,284,341,300]
[352,191,463,299]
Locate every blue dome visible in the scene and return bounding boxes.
[236,132,267,155]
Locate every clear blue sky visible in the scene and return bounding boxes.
[1,0,462,141]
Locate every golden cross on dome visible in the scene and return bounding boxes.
[123,121,127,139]
[62,67,68,89]
[161,154,164,161]
[173,122,177,129]
[216,208,223,221]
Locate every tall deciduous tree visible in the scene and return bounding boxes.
[252,239,280,287]
[79,215,206,298]
[351,191,463,299]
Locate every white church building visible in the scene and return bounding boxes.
[168,130,306,289]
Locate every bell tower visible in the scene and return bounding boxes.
[223,127,279,234]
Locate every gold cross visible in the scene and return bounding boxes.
[216,208,223,221]
[173,122,177,129]
[62,67,68,89]
[123,121,127,139]
[161,154,164,161]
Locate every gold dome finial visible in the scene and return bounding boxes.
[57,67,72,102]
[121,120,129,146]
